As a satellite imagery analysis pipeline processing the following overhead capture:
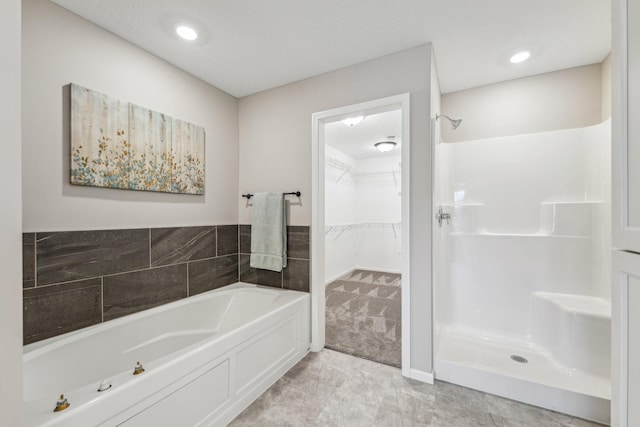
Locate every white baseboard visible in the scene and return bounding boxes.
[354,265,402,275]
[325,268,356,285]
[309,343,323,352]
[404,368,434,384]
[325,267,402,285]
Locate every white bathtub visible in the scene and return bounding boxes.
[23,283,310,427]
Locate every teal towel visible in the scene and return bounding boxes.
[250,192,287,272]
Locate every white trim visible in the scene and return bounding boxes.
[430,115,438,378]
[353,266,402,275]
[619,274,629,427]
[310,94,411,371]
[612,249,634,427]
[325,267,402,285]
[612,1,638,423]
[613,0,640,252]
[324,268,356,285]
[400,94,412,378]
[311,108,325,352]
[406,368,434,384]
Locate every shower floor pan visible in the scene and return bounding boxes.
[435,328,610,424]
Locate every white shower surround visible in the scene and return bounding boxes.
[324,145,402,282]
[434,121,611,423]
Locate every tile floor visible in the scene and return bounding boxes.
[229,349,604,427]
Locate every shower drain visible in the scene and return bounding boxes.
[510,355,528,364]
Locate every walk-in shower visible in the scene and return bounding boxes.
[433,121,611,424]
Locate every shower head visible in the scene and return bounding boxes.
[436,114,463,130]
[449,118,462,130]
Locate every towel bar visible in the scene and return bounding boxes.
[242,191,301,199]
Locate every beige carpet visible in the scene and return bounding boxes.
[325,269,401,367]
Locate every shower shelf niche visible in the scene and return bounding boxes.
[539,201,602,237]
[449,232,591,239]
[440,201,603,237]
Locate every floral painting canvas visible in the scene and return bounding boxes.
[129,105,172,192]
[171,119,205,195]
[70,84,129,189]
[70,83,205,194]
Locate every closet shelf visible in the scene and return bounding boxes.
[325,223,402,240]
[326,222,402,230]
[326,157,357,177]
[325,157,401,183]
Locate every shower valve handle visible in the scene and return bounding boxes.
[435,206,451,227]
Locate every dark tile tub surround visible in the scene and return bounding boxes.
[23,225,235,344]
[151,226,215,267]
[239,225,310,292]
[217,225,239,256]
[283,259,311,292]
[239,254,283,288]
[22,224,311,345]
[36,229,149,286]
[23,279,102,344]
[22,233,35,288]
[189,255,239,296]
[287,226,310,259]
[103,264,188,321]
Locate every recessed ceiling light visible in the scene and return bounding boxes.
[176,25,198,41]
[509,50,531,64]
[342,116,364,127]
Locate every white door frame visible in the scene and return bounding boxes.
[311,93,411,377]
[612,0,640,252]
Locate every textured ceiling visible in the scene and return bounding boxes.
[326,110,402,160]
[51,0,611,98]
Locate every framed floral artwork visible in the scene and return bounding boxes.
[70,83,205,195]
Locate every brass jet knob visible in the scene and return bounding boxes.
[133,361,145,375]
[53,394,70,412]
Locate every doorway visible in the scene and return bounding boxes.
[311,94,411,373]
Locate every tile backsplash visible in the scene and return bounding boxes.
[239,225,310,292]
[23,225,310,345]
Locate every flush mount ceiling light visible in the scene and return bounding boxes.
[509,50,531,64]
[374,140,397,153]
[176,25,198,41]
[342,116,364,127]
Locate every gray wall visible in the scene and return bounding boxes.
[0,0,23,423]
[22,0,240,232]
[239,44,434,374]
[22,0,432,375]
[441,63,604,143]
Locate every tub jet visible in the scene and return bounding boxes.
[510,355,528,364]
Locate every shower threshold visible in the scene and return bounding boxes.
[434,328,610,424]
